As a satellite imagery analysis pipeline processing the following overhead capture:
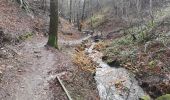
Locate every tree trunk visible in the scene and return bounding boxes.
[81,0,86,21]
[90,0,94,31]
[149,0,154,25]
[47,0,58,49]
[136,0,141,13]
[149,0,153,19]
[77,0,82,31]
[69,0,72,23]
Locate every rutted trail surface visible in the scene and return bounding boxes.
[13,37,55,100]
[59,35,91,46]
[0,35,94,100]
[0,36,70,100]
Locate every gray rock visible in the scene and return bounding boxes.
[87,43,147,100]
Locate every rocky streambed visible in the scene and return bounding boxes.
[85,42,147,100]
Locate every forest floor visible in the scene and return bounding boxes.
[82,3,170,99]
[0,0,99,99]
[96,5,170,99]
[1,0,170,100]
[0,34,99,100]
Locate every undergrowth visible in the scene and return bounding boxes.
[72,50,96,74]
[18,32,33,40]
[71,45,99,99]
[103,21,170,98]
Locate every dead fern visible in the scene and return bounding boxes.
[72,50,96,74]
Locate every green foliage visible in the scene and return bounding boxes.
[86,6,110,28]
[147,20,155,28]
[86,13,105,28]
[156,94,170,100]
[113,35,133,45]
[19,32,33,40]
[103,34,138,65]
[104,35,133,58]
[16,0,30,12]
[90,14,105,28]
[157,33,170,47]
[148,60,157,68]
[139,95,151,100]
[136,21,156,43]
[155,10,165,18]
[47,35,58,49]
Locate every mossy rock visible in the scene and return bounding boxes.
[18,32,33,40]
[139,95,151,100]
[156,94,170,100]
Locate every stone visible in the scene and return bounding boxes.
[7,65,14,69]
[0,70,2,74]
[18,70,22,72]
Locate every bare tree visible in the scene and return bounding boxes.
[69,0,72,23]
[81,0,86,21]
[47,0,59,49]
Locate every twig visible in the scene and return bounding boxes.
[56,75,73,100]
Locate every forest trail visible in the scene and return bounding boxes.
[1,36,57,100]
[21,37,59,100]
[0,35,89,100]
[59,35,91,46]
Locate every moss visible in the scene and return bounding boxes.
[88,14,105,28]
[139,95,151,100]
[19,32,33,40]
[156,94,170,100]
[148,60,157,68]
[103,35,138,65]
[47,35,58,49]
[116,35,133,45]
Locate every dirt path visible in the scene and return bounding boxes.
[59,35,91,46]
[14,37,56,100]
[0,36,68,100]
[0,35,93,100]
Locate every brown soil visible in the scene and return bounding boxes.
[0,1,99,99]
[0,35,99,100]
